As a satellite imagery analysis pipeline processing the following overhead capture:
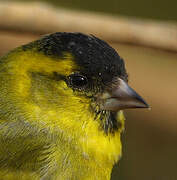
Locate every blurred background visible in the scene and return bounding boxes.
[0,0,177,179]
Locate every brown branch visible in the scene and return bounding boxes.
[0,2,177,52]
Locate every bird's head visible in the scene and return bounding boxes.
[1,33,148,134]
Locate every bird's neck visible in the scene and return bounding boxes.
[0,106,124,180]
[48,111,125,180]
[46,122,123,180]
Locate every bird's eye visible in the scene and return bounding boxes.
[68,74,88,88]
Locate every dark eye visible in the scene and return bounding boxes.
[68,74,88,88]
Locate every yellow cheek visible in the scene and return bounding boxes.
[7,49,78,99]
[7,49,77,77]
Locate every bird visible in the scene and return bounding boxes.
[0,32,148,180]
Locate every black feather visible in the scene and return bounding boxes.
[30,32,128,87]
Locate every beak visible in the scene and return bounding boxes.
[99,78,149,111]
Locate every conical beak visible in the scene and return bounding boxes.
[99,78,149,111]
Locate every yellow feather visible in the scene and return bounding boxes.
[0,47,125,180]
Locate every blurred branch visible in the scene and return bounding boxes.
[0,30,37,56]
[0,2,177,52]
